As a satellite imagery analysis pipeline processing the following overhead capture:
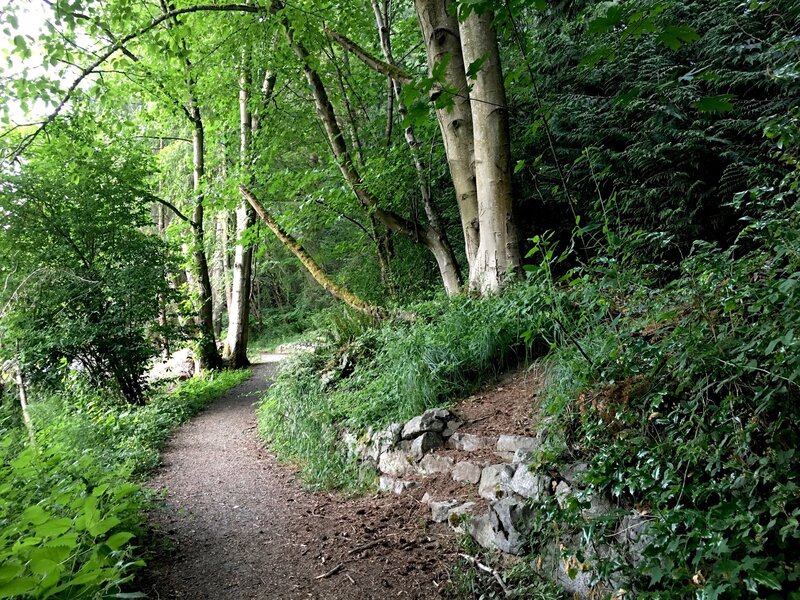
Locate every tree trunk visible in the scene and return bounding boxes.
[414,0,480,270]
[240,186,388,319]
[285,23,461,295]
[191,113,223,370]
[458,7,521,293]
[372,0,461,294]
[14,363,35,446]
[224,48,256,368]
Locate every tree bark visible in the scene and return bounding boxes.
[414,0,480,270]
[190,112,223,369]
[224,47,256,368]
[285,23,461,295]
[240,186,388,319]
[372,0,461,294]
[458,7,521,293]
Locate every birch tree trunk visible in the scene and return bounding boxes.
[414,0,480,270]
[14,363,35,446]
[285,23,462,295]
[458,7,521,293]
[224,48,256,368]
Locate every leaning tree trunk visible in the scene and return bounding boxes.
[414,0,480,270]
[224,47,257,368]
[241,186,388,319]
[458,7,521,293]
[285,22,461,295]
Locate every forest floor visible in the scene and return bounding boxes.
[139,355,458,599]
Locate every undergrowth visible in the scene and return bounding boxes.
[259,190,799,596]
[0,368,249,598]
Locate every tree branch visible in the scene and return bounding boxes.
[141,191,195,225]
[324,27,413,85]
[240,185,389,319]
[7,3,262,160]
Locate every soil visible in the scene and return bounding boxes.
[140,356,458,600]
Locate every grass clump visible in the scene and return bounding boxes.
[0,367,249,598]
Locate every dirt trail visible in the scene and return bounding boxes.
[141,357,456,599]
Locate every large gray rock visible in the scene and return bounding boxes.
[452,461,482,484]
[478,464,515,501]
[442,419,463,438]
[430,500,460,523]
[372,423,402,453]
[616,510,652,566]
[555,480,572,508]
[467,513,497,551]
[581,493,613,520]
[446,502,476,526]
[446,432,495,451]
[378,450,412,477]
[410,432,444,460]
[536,534,618,598]
[512,448,536,465]
[496,434,541,454]
[401,409,450,439]
[510,465,549,501]
[489,497,533,555]
[561,461,590,487]
[417,453,454,475]
[378,476,415,494]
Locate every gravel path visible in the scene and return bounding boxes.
[142,357,456,599]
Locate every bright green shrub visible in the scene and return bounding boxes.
[0,369,249,599]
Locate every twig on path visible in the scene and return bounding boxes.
[315,563,344,579]
[468,413,495,426]
[458,553,509,596]
[345,573,355,584]
[347,539,384,555]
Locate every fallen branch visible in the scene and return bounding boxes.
[458,553,509,596]
[347,539,384,555]
[315,563,344,579]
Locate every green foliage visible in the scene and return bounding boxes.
[0,117,176,404]
[511,0,798,248]
[0,369,249,598]
[521,194,800,597]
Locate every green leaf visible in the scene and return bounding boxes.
[588,6,624,34]
[88,516,121,537]
[514,160,526,174]
[749,570,783,590]
[105,531,135,550]
[29,558,60,577]
[21,505,51,526]
[0,563,24,585]
[657,25,701,50]
[694,95,735,113]
[0,578,36,598]
[36,518,73,538]
[466,54,489,80]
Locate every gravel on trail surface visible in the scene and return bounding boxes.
[141,357,457,599]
